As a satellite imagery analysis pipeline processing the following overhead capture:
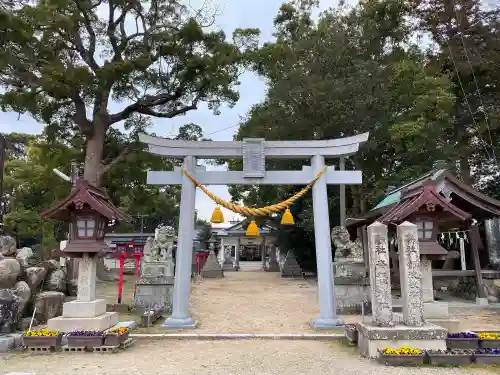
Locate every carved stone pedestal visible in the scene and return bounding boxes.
[334,260,370,313]
[134,262,174,313]
[357,320,447,358]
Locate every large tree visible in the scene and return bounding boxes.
[2,122,204,253]
[412,0,500,188]
[228,0,456,263]
[0,0,259,186]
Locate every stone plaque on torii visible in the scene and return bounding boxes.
[139,132,369,329]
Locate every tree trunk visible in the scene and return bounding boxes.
[83,122,107,187]
[459,154,473,185]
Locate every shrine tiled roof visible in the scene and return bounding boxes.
[378,183,471,224]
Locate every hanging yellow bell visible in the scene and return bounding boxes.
[245,220,260,237]
[210,206,224,224]
[281,208,295,225]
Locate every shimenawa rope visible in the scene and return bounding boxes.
[181,166,327,217]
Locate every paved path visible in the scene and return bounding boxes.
[2,340,493,375]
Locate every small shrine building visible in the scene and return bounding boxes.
[346,164,500,304]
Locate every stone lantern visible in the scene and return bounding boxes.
[40,179,131,332]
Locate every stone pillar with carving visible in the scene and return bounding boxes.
[397,221,424,326]
[367,222,393,327]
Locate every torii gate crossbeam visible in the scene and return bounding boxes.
[139,132,369,329]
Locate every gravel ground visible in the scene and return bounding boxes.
[2,340,495,375]
[95,264,499,332]
[189,271,320,333]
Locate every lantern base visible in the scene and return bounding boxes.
[62,299,107,318]
[47,312,118,332]
[162,316,197,329]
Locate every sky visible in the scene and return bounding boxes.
[0,0,338,221]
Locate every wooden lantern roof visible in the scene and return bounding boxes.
[40,179,131,223]
[41,180,131,257]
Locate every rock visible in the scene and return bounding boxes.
[34,291,65,323]
[0,288,20,333]
[16,247,38,267]
[67,279,78,297]
[45,268,67,293]
[14,281,31,305]
[0,236,16,257]
[25,267,47,290]
[488,295,498,303]
[0,258,21,288]
[18,316,38,331]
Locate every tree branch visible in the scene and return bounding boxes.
[136,104,198,118]
[72,0,100,71]
[101,144,135,174]
[108,88,198,124]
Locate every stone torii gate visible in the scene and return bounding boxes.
[139,132,369,329]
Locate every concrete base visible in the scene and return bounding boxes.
[62,298,106,318]
[162,316,197,329]
[202,269,224,278]
[0,335,15,352]
[476,297,489,306]
[267,262,280,272]
[311,316,344,329]
[222,262,235,272]
[357,321,447,358]
[423,301,449,319]
[47,311,118,332]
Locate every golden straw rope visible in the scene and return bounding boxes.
[182,166,327,217]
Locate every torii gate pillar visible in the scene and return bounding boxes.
[140,133,369,329]
[311,155,342,327]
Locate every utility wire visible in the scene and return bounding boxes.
[451,0,499,167]
[439,14,495,162]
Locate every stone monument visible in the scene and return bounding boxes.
[356,221,447,358]
[331,226,370,313]
[220,246,234,272]
[134,224,175,313]
[280,250,303,277]
[202,243,224,278]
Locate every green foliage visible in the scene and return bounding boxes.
[0,0,260,185]
[196,219,212,243]
[2,122,205,247]
[231,0,459,259]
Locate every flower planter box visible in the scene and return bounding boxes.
[104,332,129,346]
[446,338,479,350]
[378,354,425,366]
[474,354,500,365]
[344,326,358,344]
[67,335,104,348]
[479,340,500,349]
[22,334,62,348]
[427,353,473,366]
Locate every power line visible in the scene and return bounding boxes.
[205,124,240,137]
[436,4,496,164]
[451,0,498,167]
